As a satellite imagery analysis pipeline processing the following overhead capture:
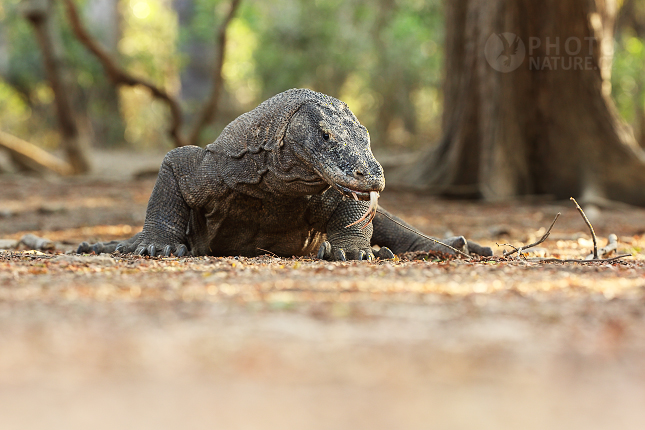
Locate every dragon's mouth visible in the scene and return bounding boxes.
[335,184,372,201]
[311,168,381,229]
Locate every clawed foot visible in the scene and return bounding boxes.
[123,242,188,257]
[77,236,189,257]
[316,241,395,261]
[76,240,120,255]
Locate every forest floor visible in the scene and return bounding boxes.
[1,150,645,430]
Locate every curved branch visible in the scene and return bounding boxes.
[61,0,185,147]
[186,0,242,147]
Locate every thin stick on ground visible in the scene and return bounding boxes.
[497,205,630,263]
[525,254,631,264]
[376,209,472,259]
[586,234,618,260]
[502,213,561,257]
[497,242,520,254]
[570,197,598,259]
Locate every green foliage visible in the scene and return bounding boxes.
[1,1,43,93]
[0,0,125,146]
[2,0,643,152]
[0,0,447,150]
[249,0,445,149]
[612,34,645,125]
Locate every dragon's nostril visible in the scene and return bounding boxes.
[354,169,365,178]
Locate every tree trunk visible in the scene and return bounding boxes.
[398,0,645,206]
[85,0,126,146]
[23,0,91,174]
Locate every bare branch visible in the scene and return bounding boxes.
[0,130,73,176]
[186,0,242,147]
[502,213,561,257]
[497,242,520,254]
[61,0,186,147]
[570,197,598,259]
[586,234,618,260]
[525,254,631,264]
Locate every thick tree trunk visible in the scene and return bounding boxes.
[398,0,645,206]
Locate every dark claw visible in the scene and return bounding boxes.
[147,244,156,257]
[163,245,172,257]
[358,250,366,261]
[377,247,395,260]
[365,250,375,261]
[115,243,126,253]
[135,245,146,256]
[175,244,188,257]
[317,241,332,260]
[333,248,346,262]
[77,242,90,254]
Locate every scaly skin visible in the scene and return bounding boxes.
[78,89,492,260]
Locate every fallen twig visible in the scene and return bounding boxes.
[523,254,631,264]
[497,242,520,254]
[570,197,598,259]
[586,234,618,260]
[502,213,560,257]
[497,198,631,264]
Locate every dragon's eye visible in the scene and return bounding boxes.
[322,131,330,141]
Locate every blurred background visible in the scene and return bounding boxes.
[0,0,642,163]
[0,0,448,156]
[3,3,645,429]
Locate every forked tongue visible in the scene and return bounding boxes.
[345,191,379,229]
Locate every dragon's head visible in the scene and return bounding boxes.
[284,91,385,201]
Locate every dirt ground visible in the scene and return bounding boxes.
[1,150,645,430]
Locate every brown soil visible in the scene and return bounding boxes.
[1,153,645,430]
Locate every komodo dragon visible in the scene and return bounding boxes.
[78,89,492,260]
